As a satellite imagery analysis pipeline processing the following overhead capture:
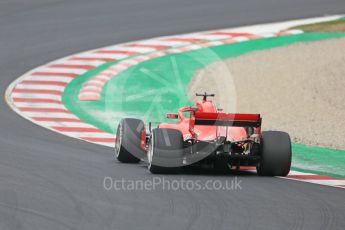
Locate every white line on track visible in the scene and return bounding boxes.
[25,76,75,82]
[36,121,97,128]
[65,132,116,138]
[13,102,66,109]
[105,46,156,53]
[19,112,76,118]
[72,53,127,60]
[133,39,186,47]
[11,93,62,101]
[15,84,66,91]
[83,81,104,87]
[53,60,106,66]
[92,74,113,81]
[81,85,102,91]
[35,67,86,75]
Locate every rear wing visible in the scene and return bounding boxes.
[193,112,261,127]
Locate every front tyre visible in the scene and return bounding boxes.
[257,131,291,177]
[115,118,146,163]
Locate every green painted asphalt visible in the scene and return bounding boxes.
[292,144,345,178]
[62,32,345,177]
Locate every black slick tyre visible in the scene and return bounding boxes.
[257,131,292,176]
[115,118,146,163]
[148,128,184,174]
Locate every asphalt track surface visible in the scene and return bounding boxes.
[1,0,345,229]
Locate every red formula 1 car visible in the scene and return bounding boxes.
[115,93,291,176]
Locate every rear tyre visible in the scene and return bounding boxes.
[115,118,145,163]
[148,128,184,174]
[257,131,291,177]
